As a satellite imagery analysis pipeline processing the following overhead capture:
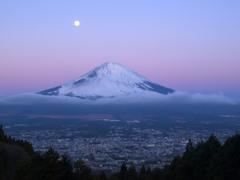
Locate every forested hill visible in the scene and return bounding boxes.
[0,125,33,180]
[1,124,240,180]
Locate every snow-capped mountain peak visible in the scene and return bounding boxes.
[39,62,174,100]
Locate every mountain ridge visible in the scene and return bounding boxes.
[39,62,174,100]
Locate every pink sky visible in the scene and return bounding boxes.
[0,1,240,97]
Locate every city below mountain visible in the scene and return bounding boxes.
[38,62,174,100]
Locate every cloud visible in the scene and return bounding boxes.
[162,91,236,105]
[0,91,237,106]
[103,91,237,105]
[0,93,92,105]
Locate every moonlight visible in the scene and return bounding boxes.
[74,20,80,27]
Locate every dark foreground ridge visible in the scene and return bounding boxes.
[1,124,240,180]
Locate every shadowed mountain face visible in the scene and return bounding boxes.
[39,62,174,100]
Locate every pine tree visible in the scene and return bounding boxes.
[97,171,107,180]
[119,162,127,180]
[127,165,137,180]
[74,158,92,180]
[0,125,6,141]
[185,139,194,154]
[139,164,146,180]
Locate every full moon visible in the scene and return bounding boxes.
[74,20,80,27]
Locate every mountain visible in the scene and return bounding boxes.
[38,62,174,100]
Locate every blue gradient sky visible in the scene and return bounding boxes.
[0,1,240,99]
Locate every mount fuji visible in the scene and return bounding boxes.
[38,63,174,100]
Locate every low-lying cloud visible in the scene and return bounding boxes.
[0,91,237,106]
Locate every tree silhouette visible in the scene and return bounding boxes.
[74,158,92,180]
[119,162,127,180]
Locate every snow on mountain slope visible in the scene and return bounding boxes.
[38,62,174,100]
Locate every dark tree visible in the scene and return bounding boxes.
[184,139,194,155]
[74,158,92,180]
[58,154,74,180]
[127,165,137,180]
[96,171,108,180]
[139,164,146,180]
[0,125,5,141]
[119,162,127,180]
[146,166,151,175]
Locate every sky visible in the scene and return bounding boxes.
[0,0,240,99]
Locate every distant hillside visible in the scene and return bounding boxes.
[0,142,29,180]
[0,124,33,180]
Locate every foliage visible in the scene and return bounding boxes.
[0,125,34,156]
